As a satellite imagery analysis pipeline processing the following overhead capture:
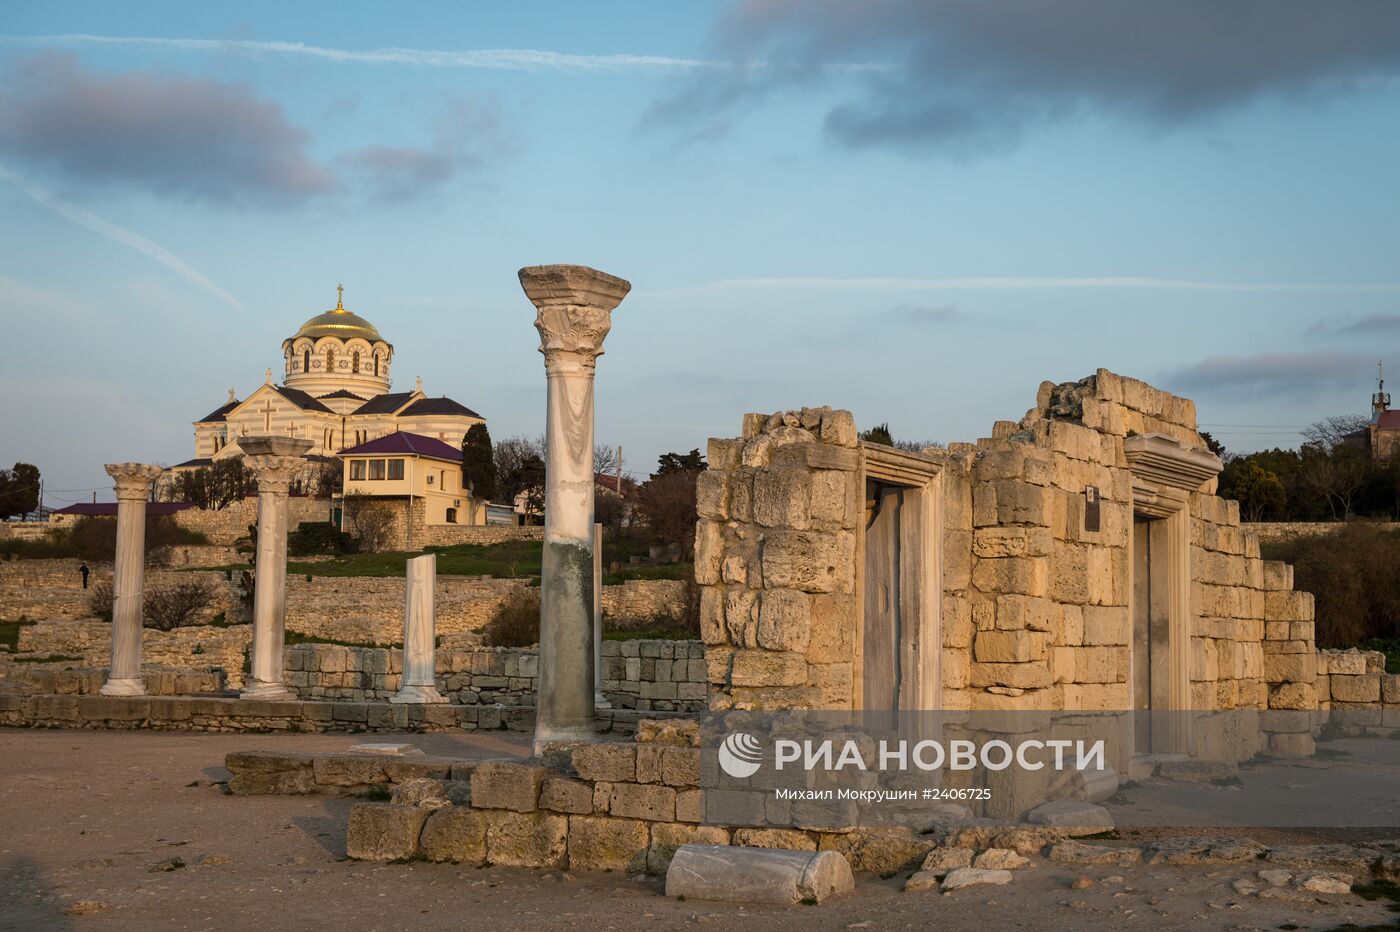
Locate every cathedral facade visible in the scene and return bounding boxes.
[175,288,485,472]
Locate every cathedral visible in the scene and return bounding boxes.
[174,287,485,473]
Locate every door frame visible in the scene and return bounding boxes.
[854,442,944,711]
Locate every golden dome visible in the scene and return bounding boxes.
[291,285,385,343]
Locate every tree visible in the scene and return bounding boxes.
[1300,445,1372,520]
[461,424,498,502]
[1227,461,1286,521]
[858,423,937,452]
[0,462,41,519]
[171,459,257,510]
[655,449,705,475]
[493,435,545,490]
[1199,431,1226,458]
[594,444,621,477]
[1302,415,1371,452]
[637,450,706,552]
[342,493,397,552]
[503,454,546,523]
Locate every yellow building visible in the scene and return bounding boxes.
[337,431,486,530]
[172,287,485,486]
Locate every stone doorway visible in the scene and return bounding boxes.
[856,444,943,712]
[1132,515,1173,753]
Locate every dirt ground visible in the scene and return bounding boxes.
[1,729,1396,932]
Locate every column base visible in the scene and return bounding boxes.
[594,692,612,710]
[389,685,448,704]
[533,721,599,756]
[240,680,296,701]
[100,677,146,697]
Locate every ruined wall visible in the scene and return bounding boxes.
[173,497,331,544]
[694,407,862,710]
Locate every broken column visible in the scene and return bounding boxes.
[100,463,165,696]
[594,522,610,710]
[239,436,313,700]
[518,264,631,751]
[392,553,445,703]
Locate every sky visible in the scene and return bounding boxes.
[2,1,1400,507]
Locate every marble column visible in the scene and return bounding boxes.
[239,436,313,700]
[100,463,165,697]
[593,522,610,710]
[518,264,631,752]
[391,553,445,703]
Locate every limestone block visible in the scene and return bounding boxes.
[974,527,1053,559]
[1080,605,1128,646]
[470,761,547,812]
[566,816,649,871]
[973,630,1049,663]
[418,806,488,864]
[995,480,1052,526]
[1261,560,1294,591]
[676,789,704,823]
[707,439,742,471]
[1330,674,1381,704]
[705,646,734,685]
[733,828,818,852]
[805,593,856,664]
[753,468,812,529]
[943,530,972,590]
[809,469,853,527]
[757,589,811,652]
[942,649,970,689]
[1069,646,1125,684]
[972,482,999,528]
[1265,590,1314,623]
[540,777,595,814]
[943,595,973,646]
[820,410,857,447]
[1268,682,1317,711]
[972,557,1049,597]
[312,755,388,788]
[761,530,854,594]
[699,587,726,646]
[648,823,730,874]
[1323,650,1367,676]
[1384,674,1400,705]
[572,743,638,782]
[969,661,1051,690]
[484,811,568,868]
[695,471,729,520]
[1050,646,1075,684]
[730,649,807,687]
[345,803,427,861]
[725,590,759,647]
[635,717,701,747]
[1026,800,1113,835]
[607,783,677,821]
[694,520,724,586]
[636,745,701,787]
[1059,604,1084,646]
[1264,652,1317,685]
[666,845,854,905]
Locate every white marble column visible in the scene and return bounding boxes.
[392,553,445,703]
[593,522,610,710]
[239,436,313,701]
[518,264,631,752]
[100,463,165,697]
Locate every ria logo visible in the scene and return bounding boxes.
[718,732,763,779]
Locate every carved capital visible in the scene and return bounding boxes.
[104,463,165,501]
[519,264,631,371]
[244,455,304,495]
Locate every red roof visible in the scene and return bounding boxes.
[595,473,638,495]
[337,431,463,462]
[1378,411,1400,430]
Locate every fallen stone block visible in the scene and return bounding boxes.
[941,867,1013,891]
[1025,801,1113,836]
[345,803,427,861]
[348,743,424,756]
[973,848,1030,870]
[1145,837,1266,865]
[904,870,942,891]
[920,847,975,874]
[1297,872,1353,895]
[1266,844,1375,879]
[665,844,854,905]
[1048,840,1141,867]
[1154,758,1238,783]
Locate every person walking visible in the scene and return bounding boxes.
[78,562,90,589]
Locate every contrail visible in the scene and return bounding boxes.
[0,163,245,312]
[0,33,886,74]
[0,34,724,73]
[640,275,1400,298]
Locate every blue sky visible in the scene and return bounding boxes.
[2,1,1400,505]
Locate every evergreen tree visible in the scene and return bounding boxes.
[461,423,498,502]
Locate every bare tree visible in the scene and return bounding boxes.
[493,435,546,487]
[1302,415,1371,452]
[1300,446,1370,520]
[342,493,397,552]
[594,444,621,476]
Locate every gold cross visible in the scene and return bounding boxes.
[336,283,344,309]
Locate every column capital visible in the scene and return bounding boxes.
[519,264,631,370]
[243,455,307,495]
[104,463,165,501]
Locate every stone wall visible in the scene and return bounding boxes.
[694,406,863,711]
[1244,522,1373,542]
[284,640,707,711]
[421,525,544,547]
[15,619,253,687]
[151,544,244,567]
[173,496,331,545]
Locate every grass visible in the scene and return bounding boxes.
[0,620,35,650]
[604,562,692,585]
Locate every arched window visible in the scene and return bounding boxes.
[326,347,335,373]
[352,350,361,373]
[302,349,310,372]
[446,507,458,524]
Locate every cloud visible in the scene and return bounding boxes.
[343,96,513,200]
[0,53,335,203]
[1164,350,1382,397]
[889,303,958,324]
[1310,312,1400,336]
[0,34,726,74]
[650,0,1400,153]
[0,163,245,311]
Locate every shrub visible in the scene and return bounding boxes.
[1262,523,1400,646]
[288,521,357,556]
[480,588,540,648]
[143,579,217,631]
[88,582,113,622]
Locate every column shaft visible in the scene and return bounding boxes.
[101,463,163,697]
[392,553,445,703]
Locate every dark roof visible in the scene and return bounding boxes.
[274,385,334,413]
[337,431,463,462]
[595,473,638,495]
[399,396,482,419]
[352,392,415,415]
[172,458,213,469]
[55,502,195,517]
[197,399,239,423]
[319,389,366,401]
[1378,410,1400,430]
